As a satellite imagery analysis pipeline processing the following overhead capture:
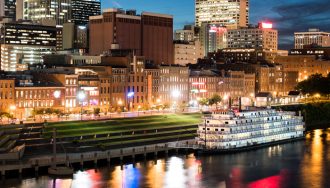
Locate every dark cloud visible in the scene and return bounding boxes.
[259,0,330,49]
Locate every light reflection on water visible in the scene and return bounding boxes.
[3,129,330,188]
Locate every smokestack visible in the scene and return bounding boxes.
[239,97,242,112]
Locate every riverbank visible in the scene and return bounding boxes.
[273,102,330,130]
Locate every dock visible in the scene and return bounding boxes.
[0,141,195,177]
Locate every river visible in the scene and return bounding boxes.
[2,129,330,188]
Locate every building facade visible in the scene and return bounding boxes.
[227,24,278,51]
[71,0,101,26]
[62,23,88,51]
[174,25,197,42]
[22,0,71,26]
[0,0,16,20]
[89,9,174,65]
[195,0,249,27]
[159,65,189,108]
[200,23,228,55]
[174,41,203,66]
[0,21,57,71]
[294,29,330,49]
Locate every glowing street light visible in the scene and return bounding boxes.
[53,90,61,99]
[9,105,16,111]
[172,90,180,98]
[314,93,321,98]
[78,91,86,101]
[118,100,123,106]
[77,91,86,121]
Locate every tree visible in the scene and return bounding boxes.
[93,108,101,116]
[198,98,209,106]
[209,94,222,109]
[296,73,330,95]
[0,112,13,124]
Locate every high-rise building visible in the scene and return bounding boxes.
[20,0,101,26]
[200,23,228,55]
[23,0,72,26]
[89,9,174,65]
[195,0,249,27]
[294,28,330,49]
[71,0,101,26]
[62,23,88,51]
[227,23,278,51]
[0,0,16,20]
[174,25,198,42]
[0,21,57,71]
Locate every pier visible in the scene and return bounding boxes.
[0,141,194,177]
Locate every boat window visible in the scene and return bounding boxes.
[221,129,224,131]
[207,121,209,123]
[225,122,228,124]
[215,129,218,131]
[202,128,205,130]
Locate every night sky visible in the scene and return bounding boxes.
[101,0,330,50]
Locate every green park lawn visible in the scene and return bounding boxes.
[43,113,202,138]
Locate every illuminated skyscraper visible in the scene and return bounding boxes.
[71,0,101,25]
[195,0,249,27]
[23,0,71,26]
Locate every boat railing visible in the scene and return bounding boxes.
[199,129,304,142]
[199,119,304,128]
[197,123,304,135]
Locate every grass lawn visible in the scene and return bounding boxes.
[43,113,202,138]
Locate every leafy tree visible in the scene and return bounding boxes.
[296,73,330,95]
[198,98,209,106]
[93,108,101,116]
[209,94,222,109]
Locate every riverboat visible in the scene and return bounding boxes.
[196,108,305,152]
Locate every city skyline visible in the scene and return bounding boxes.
[102,0,330,49]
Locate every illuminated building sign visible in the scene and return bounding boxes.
[209,26,227,33]
[260,22,273,29]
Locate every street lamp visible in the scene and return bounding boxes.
[138,105,141,117]
[171,90,180,113]
[9,105,16,123]
[127,92,134,112]
[77,91,86,121]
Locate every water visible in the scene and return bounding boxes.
[3,129,330,188]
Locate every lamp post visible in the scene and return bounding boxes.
[9,105,16,124]
[78,91,86,121]
[127,92,134,112]
[53,90,61,120]
[138,105,141,117]
[117,100,123,117]
[172,90,180,113]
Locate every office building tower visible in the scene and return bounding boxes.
[0,21,57,71]
[71,0,101,25]
[227,23,278,51]
[23,0,71,26]
[89,9,174,65]
[195,0,249,27]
